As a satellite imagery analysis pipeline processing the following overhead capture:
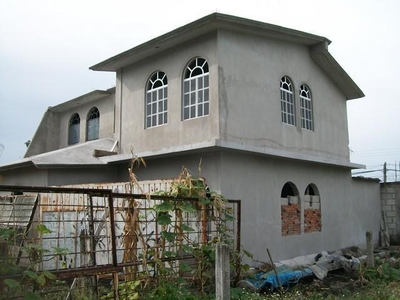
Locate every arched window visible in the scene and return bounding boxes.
[280,76,295,125]
[183,57,209,120]
[299,84,313,130]
[68,113,80,145]
[280,181,300,236]
[146,71,168,128]
[86,107,100,141]
[304,183,321,233]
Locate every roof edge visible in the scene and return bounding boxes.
[90,13,330,72]
[310,43,364,100]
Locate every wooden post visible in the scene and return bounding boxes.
[216,243,230,300]
[366,231,375,268]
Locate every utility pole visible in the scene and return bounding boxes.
[383,162,387,184]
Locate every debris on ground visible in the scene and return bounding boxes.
[237,246,398,294]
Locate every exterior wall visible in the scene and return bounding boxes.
[25,110,61,157]
[218,151,380,261]
[381,182,400,244]
[115,33,220,156]
[217,30,350,164]
[0,167,48,186]
[47,165,123,186]
[58,94,115,148]
[132,152,222,190]
[25,94,115,158]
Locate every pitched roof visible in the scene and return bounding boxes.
[90,13,363,100]
[0,138,116,171]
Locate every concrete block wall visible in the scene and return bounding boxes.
[282,195,322,236]
[281,196,301,236]
[381,182,400,244]
[304,195,322,233]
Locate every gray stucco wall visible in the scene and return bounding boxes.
[217,30,351,165]
[25,110,61,157]
[58,94,115,148]
[0,167,48,186]
[107,150,380,262]
[0,149,379,262]
[218,151,380,261]
[115,33,220,156]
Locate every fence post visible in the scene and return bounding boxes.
[366,231,375,268]
[216,243,230,300]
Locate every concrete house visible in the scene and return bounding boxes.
[0,13,380,261]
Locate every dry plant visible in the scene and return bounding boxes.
[122,149,150,281]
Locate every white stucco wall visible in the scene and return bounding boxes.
[217,30,351,165]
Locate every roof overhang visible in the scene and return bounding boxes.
[90,13,331,72]
[90,13,363,101]
[48,87,115,113]
[0,138,117,172]
[310,43,364,100]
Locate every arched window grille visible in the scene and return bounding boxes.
[68,113,80,145]
[183,57,209,120]
[86,107,100,141]
[280,76,295,125]
[146,71,168,128]
[299,84,313,130]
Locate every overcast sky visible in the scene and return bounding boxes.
[0,0,399,179]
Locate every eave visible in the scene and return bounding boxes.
[310,43,364,100]
[90,13,330,72]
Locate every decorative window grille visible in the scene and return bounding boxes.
[87,107,100,141]
[68,113,80,145]
[280,76,295,125]
[183,57,209,120]
[299,84,313,130]
[146,71,168,128]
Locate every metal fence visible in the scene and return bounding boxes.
[0,184,241,299]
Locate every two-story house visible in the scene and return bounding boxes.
[0,13,380,261]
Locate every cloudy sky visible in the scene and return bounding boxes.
[0,0,399,180]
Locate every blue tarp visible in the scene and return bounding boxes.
[242,266,314,292]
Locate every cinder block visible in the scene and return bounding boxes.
[381,193,395,200]
[386,199,396,206]
[386,211,396,218]
[304,202,311,209]
[382,205,394,211]
[388,223,397,229]
[289,196,299,204]
[312,202,320,210]
[311,196,320,203]
[280,198,289,206]
[303,195,312,203]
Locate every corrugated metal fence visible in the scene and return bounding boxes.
[0,183,241,299]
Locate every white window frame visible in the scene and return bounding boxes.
[299,84,313,131]
[146,71,168,128]
[280,76,295,125]
[183,57,209,120]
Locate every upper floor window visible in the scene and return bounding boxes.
[183,57,209,120]
[86,107,100,141]
[280,76,295,125]
[146,71,168,128]
[299,84,313,130]
[68,113,80,145]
